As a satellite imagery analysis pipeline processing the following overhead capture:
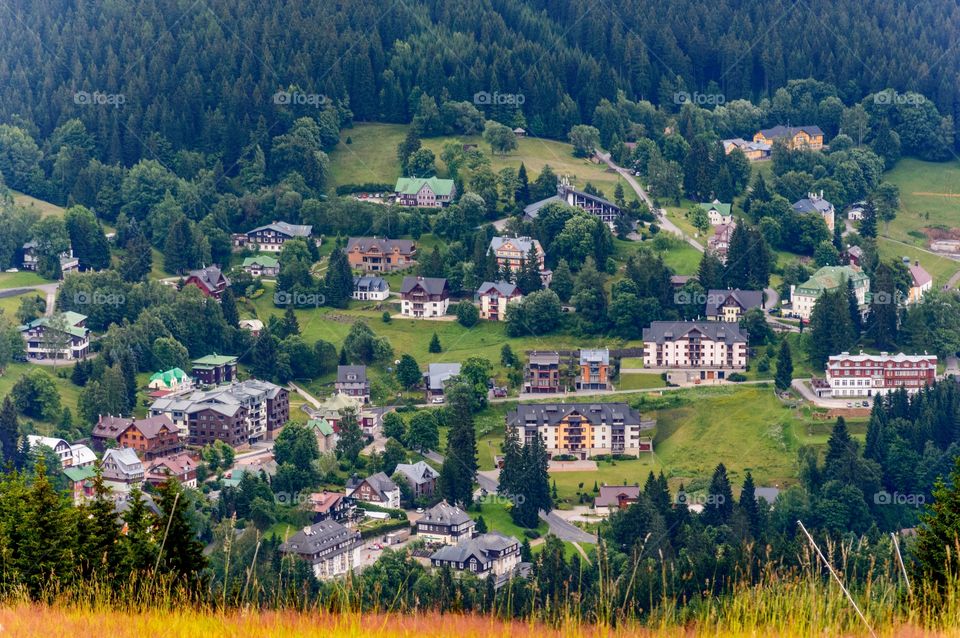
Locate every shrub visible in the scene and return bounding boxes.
[728,372,748,382]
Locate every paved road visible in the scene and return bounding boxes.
[0,282,60,316]
[539,510,597,543]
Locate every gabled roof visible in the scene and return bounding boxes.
[394,461,440,486]
[477,281,521,297]
[187,265,229,290]
[63,465,97,483]
[337,365,368,384]
[280,519,361,558]
[792,195,833,215]
[353,275,389,292]
[242,255,280,268]
[489,236,542,255]
[704,289,763,317]
[419,500,473,526]
[70,444,96,466]
[400,276,447,296]
[149,367,189,387]
[20,312,89,338]
[699,200,732,217]
[641,321,748,345]
[430,532,519,564]
[346,237,416,255]
[347,471,398,502]
[522,195,563,219]
[27,435,70,451]
[248,221,312,237]
[507,403,645,428]
[395,176,455,197]
[147,453,196,477]
[125,415,176,439]
[425,363,461,391]
[795,266,869,295]
[594,484,641,507]
[909,263,932,287]
[307,418,335,437]
[757,125,824,139]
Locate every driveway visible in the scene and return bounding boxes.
[0,282,59,316]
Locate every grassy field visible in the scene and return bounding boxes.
[11,190,66,218]
[0,270,48,288]
[329,123,636,202]
[884,157,960,247]
[877,237,958,286]
[471,495,548,537]
[0,363,82,433]
[616,373,664,390]
[0,289,42,319]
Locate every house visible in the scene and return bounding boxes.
[792,192,835,232]
[594,485,642,515]
[825,352,937,398]
[107,415,182,460]
[908,262,933,304]
[101,447,145,491]
[642,321,749,372]
[22,241,79,274]
[346,472,401,509]
[753,125,824,150]
[353,275,390,301]
[707,222,736,264]
[150,378,289,443]
[63,465,97,505]
[394,461,440,499]
[846,245,864,268]
[670,275,692,289]
[416,501,476,544]
[721,138,771,161]
[790,266,870,321]
[241,255,280,277]
[20,311,90,360]
[524,351,561,394]
[699,200,733,226]
[476,281,522,321]
[705,289,764,322]
[191,353,238,386]
[846,201,866,221]
[506,403,655,459]
[400,276,449,318]
[148,367,193,394]
[145,452,198,488]
[429,532,521,583]
[279,520,363,580]
[576,348,611,391]
[233,221,313,252]
[238,319,264,336]
[346,237,417,272]
[394,176,457,208]
[26,435,73,467]
[183,265,230,299]
[513,127,527,137]
[307,417,337,452]
[312,393,380,434]
[523,177,622,228]
[306,491,354,522]
[336,365,370,404]
[488,236,545,274]
[69,443,96,468]
[424,362,461,403]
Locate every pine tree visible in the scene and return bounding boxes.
[866,262,899,349]
[859,199,878,238]
[0,397,21,469]
[702,463,734,527]
[775,339,793,392]
[120,228,153,282]
[914,456,960,588]
[324,248,354,309]
[81,468,121,578]
[439,383,478,507]
[163,216,194,274]
[281,306,300,337]
[220,288,239,328]
[847,277,863,335]
[823,417,860,486]
[19,458,76,595]
[335,408,365,464]
[251,332,278,380]
[153,479,206,587]
[738,471,762,539]
[515,163,530,205]
[697,251,725,290]
[428,332,442,353]
[497,425,523,498]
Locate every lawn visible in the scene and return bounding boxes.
[328,123,636,202]
[877,237,958,286]
[471,495,547,537]
[0,270,49,289]
[883,157,960,247]
[616,373,664,390]
[0,290,42,320]
[0,363,83,433]
[11,190,65,218]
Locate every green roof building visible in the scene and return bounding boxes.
[191,353,239,385]
[242,255,280,275]
[149,367,192,391]
[791,265,870,321]
[395,176,457,208]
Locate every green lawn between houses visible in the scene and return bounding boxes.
[883,157,960,247]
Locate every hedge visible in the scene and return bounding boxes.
[335,182,395,195]
[359,519,410,539]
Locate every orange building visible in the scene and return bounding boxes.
[753,125,824,150]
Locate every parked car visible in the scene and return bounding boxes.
[431,396,445,404]
[846,402,853,408]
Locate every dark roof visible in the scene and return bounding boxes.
[187,265,229,290]
[337,365,368,384]
[704,289,763,317]
[425,363,461,391]
[347,471,398,502]
[757,125,824,139]
[128,415,177,439]
[594,485,642,507]
[792,196,833,215]
[506,403,646,428]
[395,461,439,486]
[418,501,473,526]
[642,321,748,345]
[400,276,448,296]
[279,520,361,559]
[249,221,312,237]
[353,275,389,292]
[430,532,519,564]
[522,195,563,219]
[346,237,416,255]
[477,281,521,297]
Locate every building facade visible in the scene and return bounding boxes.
[394,177,456,207]
[191,354,238,386]
[753,125,824,150]
[20,311,90,360]
[488,236,545,273]
[233,221,313,252]
[576,348,611,391]
[506,403,655,459]
[792,192,836,232]
[524,351,561,394]
[825,352,937,398]
[642,321,749,371]
[352,275,390,301]
[336,365,370,404]
[279,521,363,580]
[705,289,764,322]
[241,256,280,277]
[790,266,870,321]
[346,472,401,509]
[430,533,522,582]
[400,276,449,318]
[346,237,417,272]
[416,501,477,545]
[184,265,230,299]
[476,281,522,321]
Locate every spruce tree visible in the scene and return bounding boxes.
[153,479,206,588]
[775,339,793,391]
[515,162,530,205]
[738,471,762,539]
[220,288,240,328]
[335,408,365,464]
[866,262,899,349]
[497,424,523,498]
[163,216,194,274]
[439,383,478,507]
[428,332,442,353]
[702,463,734,527]
[549,259,574,302]
[323,248,354,309]
[914,456,960,588]
[859,199,878,238]
[0,397,21,469]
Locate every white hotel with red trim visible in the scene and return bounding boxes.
[825,352,937,398]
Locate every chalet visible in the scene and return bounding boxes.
[792,192,835,232]
[279,520,363,580]
[523,178,622,228]
[846,245,864,268]
[191,353,238,386]
[394,461,440,499]
[506,403,655,459]
[394,177,456,208]
[908,262,932,304]
[233,221,313,252]
[707,222,736,264]
[416,501,476,544]
[20,311,90,360]
[488,236,546,273]
[699,200,733,226]
[424,362,461,403]
[145,453,198,488]
[352,275,390,301]
[513,127,527,137]
[721,138,771,161]
[238,319,264,336]
[312,393,380,435]
[642,321,749,372]
[306,491,354,522]
[846,202,866,221]
[97,414,182,460]
[184,265,230,299]
[346,472,401,509]
[101,447,145,492]
[790,266,869,321]
[430,533,521,583]
[705,289,764,322]
[346,237,417,272]
[22,241,80,274]
[400,276,449,318]
[594,485,642,515]
[576,348,611,391]
[524,351,561,394]
[307,417,337,452]
[753,125,824,150]
[63,465,97,505]
[241,255,280,277]
[26,435,73,467]
[476,281,522,321]
[69,443,96,468]
[336,365,370,404]
[148,367,193,395]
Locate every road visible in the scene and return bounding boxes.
[0,282,60,316]
[596,152,704,252]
